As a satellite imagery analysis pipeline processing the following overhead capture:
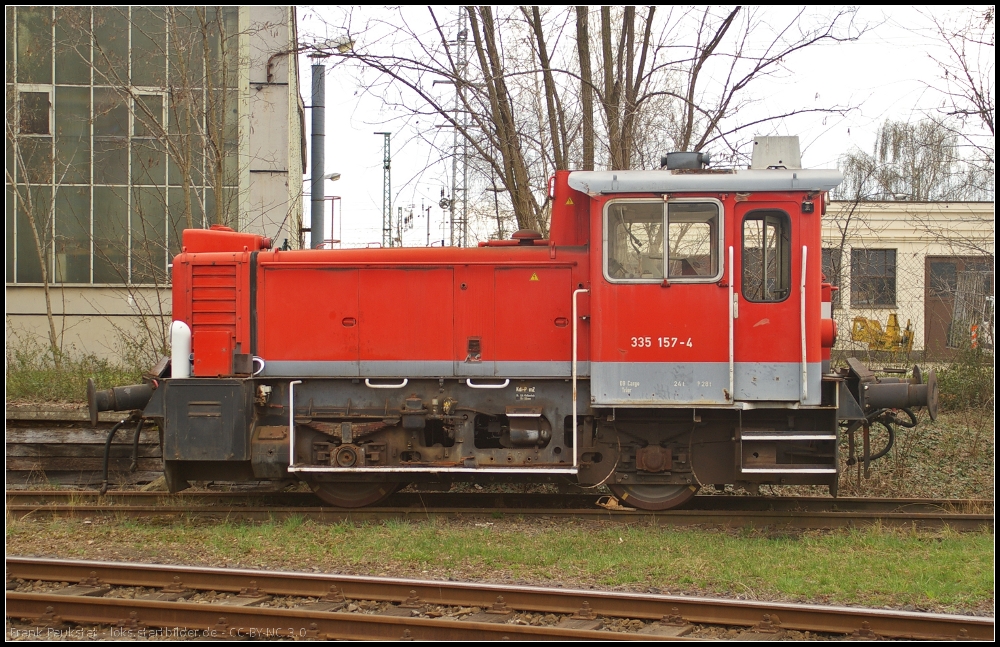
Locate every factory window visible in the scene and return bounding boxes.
[742,210,791,302]
[605,199,722,282]
[7,6,241,285]
[16,8,53,85]
[19,92,50,135]
[851,249,896,307]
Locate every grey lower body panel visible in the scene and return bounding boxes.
[591,362,822,406]
[260,360,590,379]
[735,362,822,404]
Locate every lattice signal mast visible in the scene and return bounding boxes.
[375,132,391,247]
[450,8,469,247]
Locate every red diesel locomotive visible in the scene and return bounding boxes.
[90,159,937,510]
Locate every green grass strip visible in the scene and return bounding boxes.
[7,517,992,614]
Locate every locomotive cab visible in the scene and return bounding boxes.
[89,139,938,510]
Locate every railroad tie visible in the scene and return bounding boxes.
[638,607,694,637]
[557,600,602,630]
[736,613,787,641]
[460,596,514,624]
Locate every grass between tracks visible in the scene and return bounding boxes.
[6,516,993,615]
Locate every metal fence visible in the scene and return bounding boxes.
[822,207,995,367]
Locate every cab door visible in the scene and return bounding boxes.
[733,204,813,402]
[590,196,731,406]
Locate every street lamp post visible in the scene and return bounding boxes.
[307,37,352,249]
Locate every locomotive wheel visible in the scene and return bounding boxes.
[609,484,699,511]
[308,481,400,508]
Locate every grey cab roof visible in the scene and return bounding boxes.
[567,169,844,194]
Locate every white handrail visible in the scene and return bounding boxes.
[728,246,734,402]
[364,378,408,389]
[288,380,302,468]
[800,245,808,402]
[572,288,590,469]
[465,379,509,389]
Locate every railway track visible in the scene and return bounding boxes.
[6,557,992,641]
[6,490,993,530]
[5,409,992,530]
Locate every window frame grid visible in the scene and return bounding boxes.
[7,6,239,287]
[850,247,898,308]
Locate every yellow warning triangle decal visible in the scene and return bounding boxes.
[565,197,574,205]
[529,273,540,281]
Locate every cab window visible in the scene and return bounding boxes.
[667,202,719,279]
[742,210,791,301]
[607,202,663,280]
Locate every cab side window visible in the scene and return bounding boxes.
[667,202,719,279]
[742,210,791,301]
[607,202,663,280]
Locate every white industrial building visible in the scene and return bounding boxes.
[822,200,994,359]
[6,7,304,361]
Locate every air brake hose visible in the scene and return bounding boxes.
[100,413,139,495]
[866,419,895,462]
[130,417,144,472]
[895,407,918,428]
[852,407,911,465]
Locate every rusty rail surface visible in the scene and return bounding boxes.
[6,593,668,641]
[6,557,992,640]
[6,491,994,530]
[8,489,993,512]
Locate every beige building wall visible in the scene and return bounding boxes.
[822,200,994,354]
[242,6,305,246]
[5,7,303,364]
[6,285,171,361]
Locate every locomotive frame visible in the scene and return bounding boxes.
[90,164,938,510]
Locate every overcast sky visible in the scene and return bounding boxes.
[294,6,990,247]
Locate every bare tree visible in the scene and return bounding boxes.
[920,7,994,197]
[576,7,595,171]
[467,7,549,232]
[834,119,994,202]
[4,109,64,365]
[334,7,555,232]
[320,6,862,235]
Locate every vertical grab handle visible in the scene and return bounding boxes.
[728,246,734,402]
[288,380,303,469]
[572,288,589,470]
[800,246,808,403]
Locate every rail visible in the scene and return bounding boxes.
[6,557,993,640]
[6,491,992,531]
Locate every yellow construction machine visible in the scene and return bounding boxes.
[850,313,914,353]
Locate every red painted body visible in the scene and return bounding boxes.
[171,171,836,392]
